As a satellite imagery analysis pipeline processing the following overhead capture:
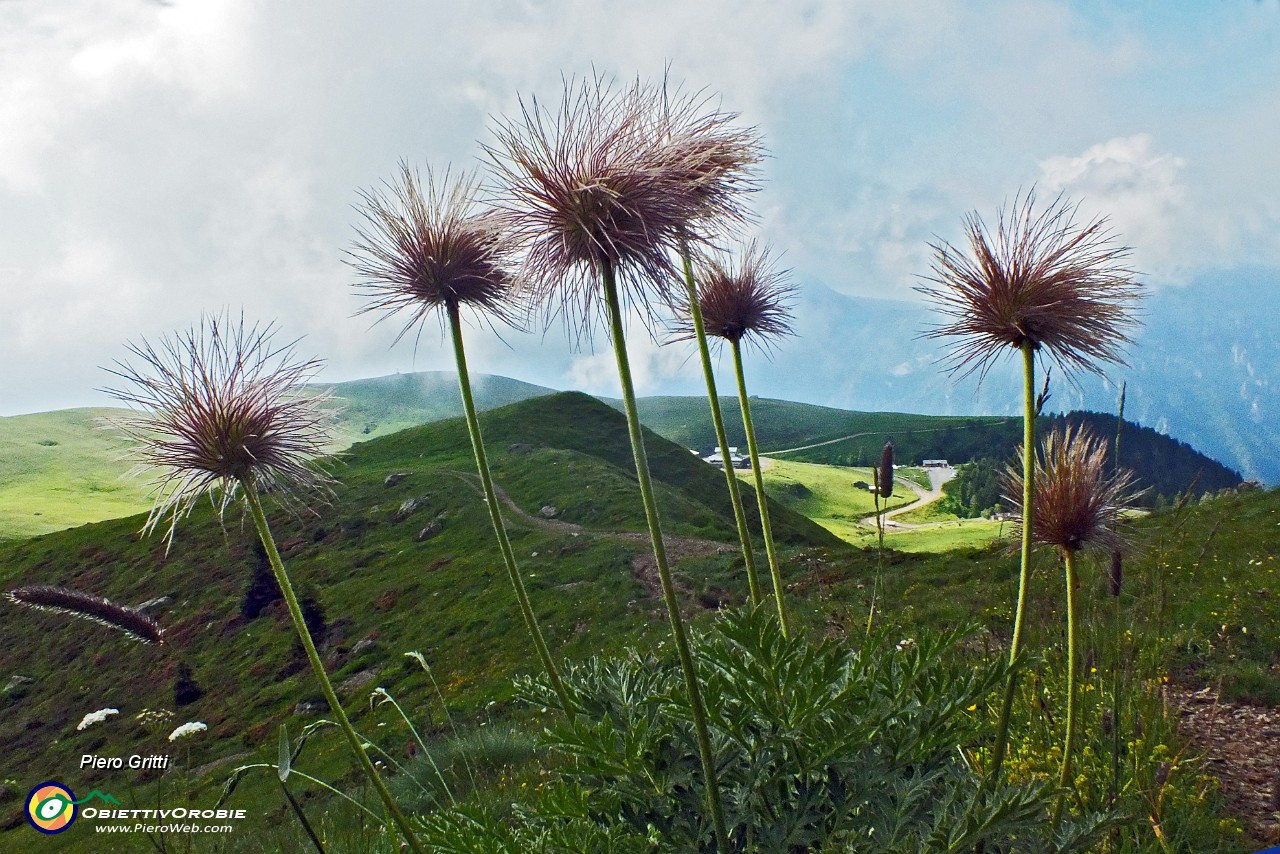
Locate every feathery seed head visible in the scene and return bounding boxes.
[919,190,1142,380]
[349,164,521,338]
[680,241,795,350]
[644,79,763,234]
[1004,424,1141,554]
[486,75,758,338]
[102,313,335,545]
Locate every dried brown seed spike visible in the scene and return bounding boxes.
[6,585,165,645]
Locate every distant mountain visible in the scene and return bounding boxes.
[738,269,1279,484]
[1,316,1262,542]
[323,371,556,445]
[1078,268,1279,487]
[617,396,1015,463]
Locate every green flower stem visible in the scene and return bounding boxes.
[679,244,761,603]
[1110,383,1126,810]
[1054,548,1082,826]
[990,342,1037,779]
[278,781,326,854]
[243,485,427,854]
[235,764,384,824]
[866,478,884,637]
[446,302,571,711]
[730,337,790,636]
[601,262,728,852]
[373,689,454,805]
[1111,570,1123,812]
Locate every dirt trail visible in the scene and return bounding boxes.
[860,466,956,530]
[1174,686,1280,844]
[451,472,733,602]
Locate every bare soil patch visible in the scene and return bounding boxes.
[1174,686,1280,844]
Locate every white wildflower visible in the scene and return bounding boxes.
[168,721,208,742]
[896,638,916,651]
[77,708,119,731]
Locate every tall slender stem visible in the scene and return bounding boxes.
[1110,382,1126,812]
[446,302,570,711]
[730,337,790,636]
[990,342,1037,779]
[679,244,761,603]
[243,486,426,854]
[601,263,727,851]
[1054,548,1081,826]
[867,470,884,637]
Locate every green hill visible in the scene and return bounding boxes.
[0,392,837,846]
[0,390,1275,850]
[0,373,555,540]
[617,395,989,459]
[0,376,1240,542]
[0,408,154,540]
[321,371,556,445]
[618,396,1241,504]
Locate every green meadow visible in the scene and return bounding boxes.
[0,392,1275,850]
[0,408,152,540]
[742,458,1007,553]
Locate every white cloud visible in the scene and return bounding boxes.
[566,314,699,397]
[0,0,875,414]
[1039,134,1188,276]
[2,1,1280,414]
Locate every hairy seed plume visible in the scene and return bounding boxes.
[918,190,1142,381]
[486,74,758,341]
[348,164,522,339]
[1003,424,1142,554]
[101,312,335,546]
[677,241,795,351]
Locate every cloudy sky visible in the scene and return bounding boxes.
[3,0,1278,416]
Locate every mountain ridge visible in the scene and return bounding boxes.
[738,271,1279,484]
[0,369,1241,539]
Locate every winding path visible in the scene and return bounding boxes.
[450,471,732,603]
[767,427,970,457]
[860,466,956,530]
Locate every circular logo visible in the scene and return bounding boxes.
[25,781,77,834]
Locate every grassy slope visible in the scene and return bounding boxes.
[0,374,555,540]
[743,460,915,540]
[0,392,835,849]
[622,394,1008,459]
[0,389,1275,849]
[879,518,1007,553]
[744,458,1006,553]
[2,377,1234,541]
[623,396,1241,503]
[0,408,154,540]
[321,371,556,446]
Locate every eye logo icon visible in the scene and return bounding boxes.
[25,781,77,834]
